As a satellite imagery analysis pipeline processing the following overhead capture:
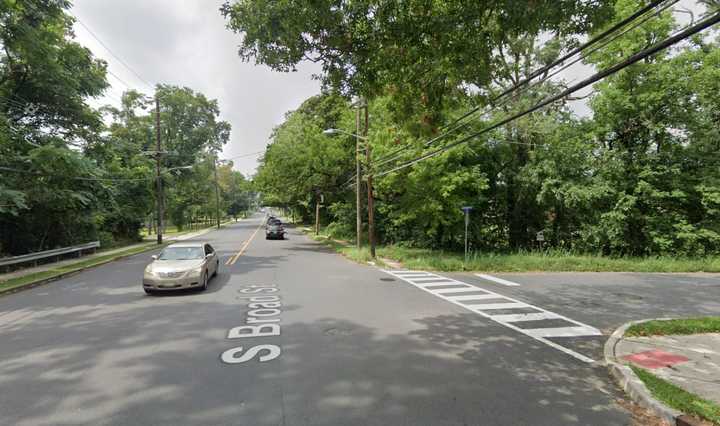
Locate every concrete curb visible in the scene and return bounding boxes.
[604,318,696,426]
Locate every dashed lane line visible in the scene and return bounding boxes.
[384,270,602,363]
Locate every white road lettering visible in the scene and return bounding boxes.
[221,345,281,364]
[222,284,283,364]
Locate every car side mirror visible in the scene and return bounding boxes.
[151,255,158,260]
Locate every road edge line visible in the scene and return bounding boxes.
[604,318,684,425]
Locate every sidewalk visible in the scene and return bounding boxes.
[615,333,720,407]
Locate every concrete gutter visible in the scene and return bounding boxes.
[605,319,705,426]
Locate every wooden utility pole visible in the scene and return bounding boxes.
[155,97,164,245]
[364,102,375,258]
[355,106,362,249]
[213,156,221,229]
[315,197,321,235]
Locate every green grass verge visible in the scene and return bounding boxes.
[373,246,720,273]
[632,366,720,425]
[308,233,385,266]
[0,242,163,294]
[626,317,720,337]
[304,228,720,272]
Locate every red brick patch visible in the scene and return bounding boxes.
[623,349,689,369]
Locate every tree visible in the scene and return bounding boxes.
[221,0,613,130]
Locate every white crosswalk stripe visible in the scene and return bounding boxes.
[383,269,602,363]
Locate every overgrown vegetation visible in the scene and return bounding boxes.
[0,1,254,257]
[228,0,720,262]
[626,318,720,337]
[632,366,720,425]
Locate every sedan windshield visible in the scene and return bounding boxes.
[158,247,204,260]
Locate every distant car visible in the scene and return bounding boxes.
[266,224,286,240]
[267,218,282,226]
[143,242,219,294]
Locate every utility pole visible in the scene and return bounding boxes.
[155,97,164,245]
[315,196,321,235]
[213,155,221,229]
[355,105,362,250]
[364,101,376,259]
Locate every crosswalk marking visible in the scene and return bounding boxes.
[448,294,497,301]
[475,273,521,287]
[420,283,467,288]
[524,326,601,338]
[490,312,559,322]
[412,276,455,281]
[383,269,602,363]
[469,302,528,310]
[435,287,488,294]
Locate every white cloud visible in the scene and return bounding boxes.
[71,0,321,176]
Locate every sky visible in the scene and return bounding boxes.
[70,0,322,177]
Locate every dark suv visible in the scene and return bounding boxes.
[266,223,285,240]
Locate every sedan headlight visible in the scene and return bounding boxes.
[189,266,203,276]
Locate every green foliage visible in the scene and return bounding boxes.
[251,0,720,259]
[254,93,355,222]
[0,3,248,256]
[221,0,613,129]
[632,366,720,424]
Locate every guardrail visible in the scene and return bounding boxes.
[0,241,101,270]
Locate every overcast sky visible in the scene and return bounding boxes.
[71,0,321,177]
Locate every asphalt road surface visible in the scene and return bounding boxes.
[1,214,719,425]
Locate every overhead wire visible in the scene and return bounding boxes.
[372,10,720,178]
[369,0,675,169]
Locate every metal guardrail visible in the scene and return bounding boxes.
[0,241,101,268]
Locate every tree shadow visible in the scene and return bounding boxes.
[0,300,631,425]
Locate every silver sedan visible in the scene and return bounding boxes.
[143,242,219,294]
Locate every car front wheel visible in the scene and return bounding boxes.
[200,271,208,291]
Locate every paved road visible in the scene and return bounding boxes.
[1,214,718,425]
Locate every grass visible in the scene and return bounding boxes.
[372,245,720,273]
[632,366,720,425]
[140,222,219,238]
[626,317,720,337]
[309,233,384,265]
[0,242,163,295]
[305,227,720,272]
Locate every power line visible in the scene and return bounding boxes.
[370,0,673,168]
[222,150,265,161]
[72,17,154,91]
[373,10,720,179]
[17,1,154,98]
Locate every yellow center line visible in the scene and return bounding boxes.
[227,221,264,266]
[225,241,245,265]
